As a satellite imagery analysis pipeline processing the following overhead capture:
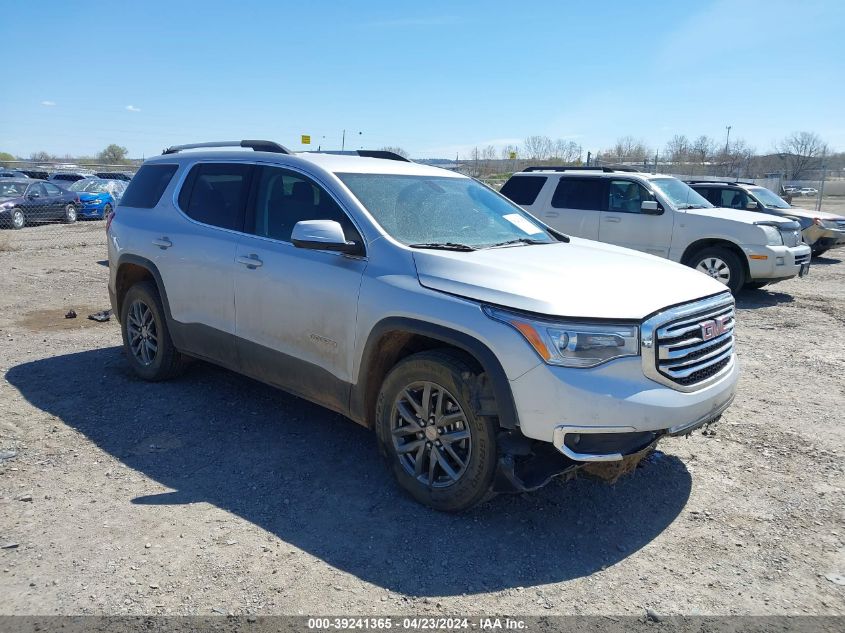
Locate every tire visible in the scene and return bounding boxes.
[689,246,746,295]
[375,350,498,512]
[102,203,113,221]
[811,246,829,258]
[9,208,25,230]
[63,204,77,224]
[744,281,769,291]
[120,281,186,381]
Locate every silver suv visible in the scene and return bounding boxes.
[108,140,739,511]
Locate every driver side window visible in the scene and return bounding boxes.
[247,167,362,244]
[607,180,654,213]
[718,189,748,209]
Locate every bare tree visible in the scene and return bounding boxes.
[29,151,53,162]
[500,144,520,160]
[606,136,650,163]
[551,140,580,163]
[722,139,754,177]
[523,135,553,160]
[691,135,717,165]
[776,131,827,179]
[665,135,691,164]
[378,146,409,159]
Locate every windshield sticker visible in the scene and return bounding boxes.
[503,213,544,235]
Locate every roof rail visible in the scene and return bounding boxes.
[302,149,411,162]
[161,140,293,155]
[522,165,639,173]
[685,179,756,186]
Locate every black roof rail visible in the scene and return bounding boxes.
[161,140,293,155]
[302,149,411,162]
[522,165,640,173]
[685,179,756,186]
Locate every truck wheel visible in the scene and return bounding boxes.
[811,246,829,258]
[120,281,186,381]
[690,247,746,294]
[375,350,497,512]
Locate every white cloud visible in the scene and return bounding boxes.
[125,105,141,112]
[41,101,56,107]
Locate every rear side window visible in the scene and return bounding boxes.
[551,178,604,210]
[500,176,546,205]
[177,163,252,230]
[120,164,178,208]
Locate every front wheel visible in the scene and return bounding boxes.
[9,208,25,230]
[375,350,498,512]
[63,204,77,224]
[689,246,746,294]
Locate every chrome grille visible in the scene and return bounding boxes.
[641,293,736,392]
[795,252,811,265]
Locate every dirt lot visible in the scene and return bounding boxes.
[0,219,843,617]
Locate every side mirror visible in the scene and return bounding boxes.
[640,200,661,214]
[746,201,758,210]
[291,220,361,255]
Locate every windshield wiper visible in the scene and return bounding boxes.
[486,237,550,248]
[408,242,477,251]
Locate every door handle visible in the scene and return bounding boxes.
[152,237,172,249]
[603,216,622,223]
[545,211,560,218]
[236,254,263,269]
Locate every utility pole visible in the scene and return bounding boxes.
[341,129,346,151]
[586,151,591,167]
[724,125,732,155]
[816,148,827,213]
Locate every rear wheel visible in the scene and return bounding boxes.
[744,281,769,290]
[375,350,497,512]
[120,281,185,381]
[102,203,113,221]
[811,246,829,258]
[689,246,746,294]
[63,204,77,224]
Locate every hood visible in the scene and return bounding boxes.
[781,206,844,221]
[685,206,799,226]
[413,237,728,320]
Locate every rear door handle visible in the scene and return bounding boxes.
[603,216,622,223]
[236,254,263,269]
[152,237,172,249]
[545,211,560,218]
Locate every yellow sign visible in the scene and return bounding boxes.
[301,135,311,145]
[508,151,517,160]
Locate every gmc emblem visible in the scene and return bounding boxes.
[700,315,731,341]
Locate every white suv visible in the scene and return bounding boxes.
[108,141,739,511]
[501,167,811,294]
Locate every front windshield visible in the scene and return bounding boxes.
[0,182,27,197]
[749,186,791,209]
[650,177,712,209]
[69,178,114,193]
[337,174,557,248]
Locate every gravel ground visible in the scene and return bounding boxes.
[0,220,843,617]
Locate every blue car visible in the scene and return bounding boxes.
[65,178,127,219]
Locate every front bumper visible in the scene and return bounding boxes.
[742,243,811,280]
[508,352,740,460]
[78,201,107,218]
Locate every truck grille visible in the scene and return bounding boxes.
[795,252,811,265]
[641,293,736,392]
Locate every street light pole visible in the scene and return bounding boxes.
[724,125,732,155]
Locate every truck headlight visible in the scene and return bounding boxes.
[758,224,783,246]
[814,218,839,230]
[484,306,639,368]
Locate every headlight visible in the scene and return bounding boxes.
[484,306,639,368]
[815,218,839,230]
[758,224,783,245]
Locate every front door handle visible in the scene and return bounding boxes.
[152,237,172,249]
[236,254,263,269]
[545,210,560,218]
[603,216,622,223]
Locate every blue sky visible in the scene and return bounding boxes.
[2,0,843,159]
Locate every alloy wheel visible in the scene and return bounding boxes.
[126,300,158,366]
[696,257,731,284]
[65,204,77,222]
[12,209,25,229]
[391,381,472,488]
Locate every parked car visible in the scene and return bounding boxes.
[67,177,127,219]
[500,167,810,294]
[19,170,49,180]
[95,172,133,181]
[0,170,30,179]
[798,187,818,197]
[688,180,845,257]
[108,140,739,511]
[0,179,78,229]
[48,171,96,185]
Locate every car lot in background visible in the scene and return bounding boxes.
[688,180,845,257]
[95,172,132,181]
[798,187,819,196]
[48,170,96,186]
[0,170,30,178]
[0,178,79,228]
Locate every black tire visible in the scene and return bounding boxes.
[375,350,497,512]
[744,281,769,290]
[102,203,113,221]
[688,246,746,295]
[120,280,186,381]
[8,208,25,230]
[811,246,829,258]
[63,204,77,224]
